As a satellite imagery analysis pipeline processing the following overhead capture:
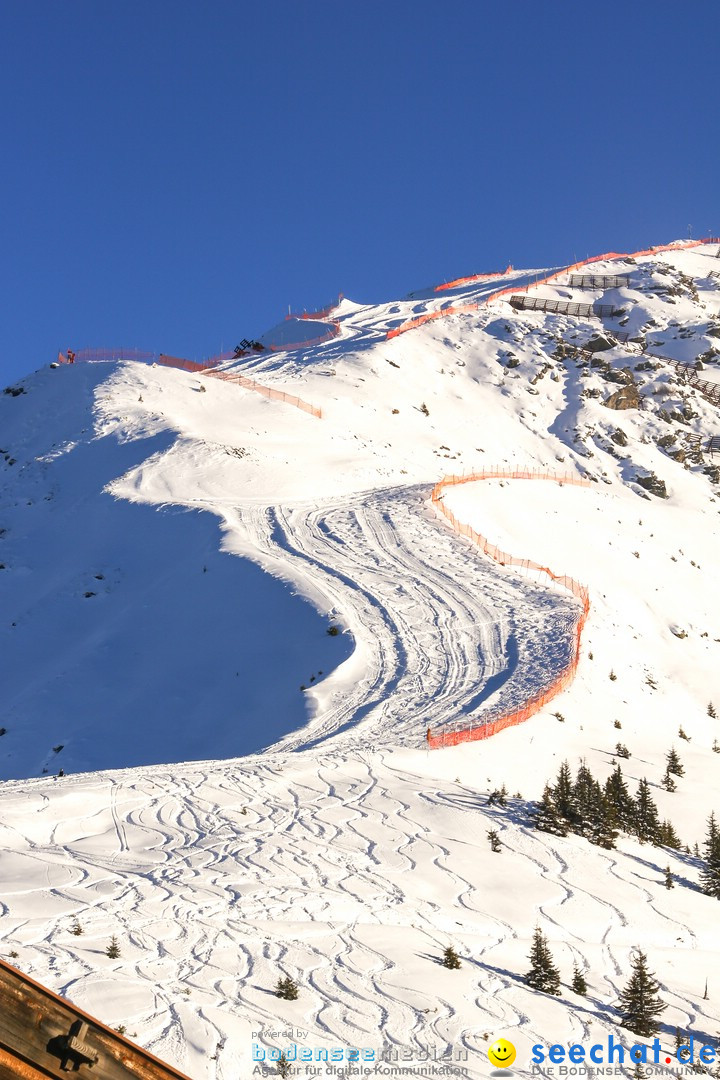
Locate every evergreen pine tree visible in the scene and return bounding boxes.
[571,963,588,995]
[442,945,461,969]
[275,976,299,1000]
[105,935,121,959]
[666,747,684,776]
[553,761,575,825]
[534,784,567,837]
[661,769,677,792]
[657,819,682,850]
[487,829,502,853]
[277,1052,291,1078]
[617,950,667,1037]
[700,812,720,899]
[708,702,717,719]
[572,762,599,837]
[525,926,561,995]
[634,779,661,845]
[664,866,674,889]
[587,804,619,850]
[604,764,635,833]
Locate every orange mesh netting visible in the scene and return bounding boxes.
[386,303,480,341]
[426,468,591,749]
[54,348,322,418]
[202,369,322,418]
[268,321,341,352]
[435,265,513,292]
[389,238,720,342]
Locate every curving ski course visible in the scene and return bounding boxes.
[222,484,579,752]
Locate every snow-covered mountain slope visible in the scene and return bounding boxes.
[1,744,718,1078]
[3,242,719,778]
[1,240,720,1077]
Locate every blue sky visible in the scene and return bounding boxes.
[1,1,716,383]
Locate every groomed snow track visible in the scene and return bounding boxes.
[227,485,580,751]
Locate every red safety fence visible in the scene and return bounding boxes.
[386,302,480,341]
[426,468,591,750]
[56,348,235,371]
[203,368,322,419]
[268,321,341,352]
[389,237,720,342]
[435,265,514,292]
[55,346,322,418]
[58,347,158,364]
[157,354,228,373]
[286,294,344,321]
[482,237,720,310]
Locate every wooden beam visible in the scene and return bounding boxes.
[0,959,193,1080]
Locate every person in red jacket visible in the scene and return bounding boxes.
[67,349,76,364]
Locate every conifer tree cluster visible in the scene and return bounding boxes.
[525,930,595,1001]
[535,760,681,850]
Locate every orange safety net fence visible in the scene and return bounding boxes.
[56,348,234,371]
[435,265,514,292]
[55,348,322,419]
[157,353,234,373]
[427,468,591,749]
[389,237,720,342]
[268,321,341,352]
[386,303,480,341]
[202,369,322,419]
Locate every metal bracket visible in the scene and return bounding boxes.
[59,1020,99,1071]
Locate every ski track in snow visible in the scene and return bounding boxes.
[1,752,713,1077]
[231,484,579,752]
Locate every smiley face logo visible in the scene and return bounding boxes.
[488,1037,516,1069]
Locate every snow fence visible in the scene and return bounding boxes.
[389,237,720,342]
[56,348,322,418]
[202,368,322,419]
[267,321,341,353]
[434,265,514,292]
[427,468,591,749]
[57,348,233,371]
